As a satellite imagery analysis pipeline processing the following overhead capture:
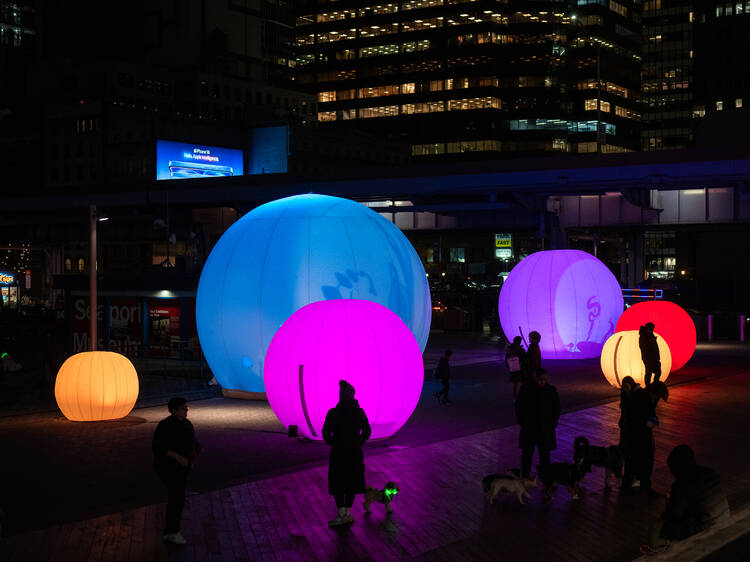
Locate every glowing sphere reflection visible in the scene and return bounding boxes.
[264,299,424,440]
[196,194,431,393]
[498,250,623,359]
[615,301,696,371]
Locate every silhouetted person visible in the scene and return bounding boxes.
[434,349,453,405]
[505,336,527,399]
[621,381,668,496]
[323,380,371,527]
[642,445,730,554]
[521,331,542,384]
[152,397,202,545]
[515,369,560,478]
[639,322,661,387]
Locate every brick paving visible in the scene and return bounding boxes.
[3,371,750,561]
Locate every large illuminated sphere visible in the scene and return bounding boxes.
[498,250,623,359]
[615,301,696,371]
[54,351,139,421]
[601,330,672,388]
[196,194,431,394]
[264,299,424,440]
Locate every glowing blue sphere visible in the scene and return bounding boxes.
[498,250,623,359]
[196,194,431,393]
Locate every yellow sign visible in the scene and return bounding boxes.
[0,273,15,285]
[495,234,512,248]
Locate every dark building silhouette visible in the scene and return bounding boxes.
[293,0,642,159]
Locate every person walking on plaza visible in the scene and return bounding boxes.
[618,375,638,445]
[522,331,542,384]
[639,323,661,387]
[621,381,669,496]
[323,380,372,527]
[434,349,453,405]
[515,369,560,478]
[641,444,730,554]
[505,336,527,399]
[152,397,202,545]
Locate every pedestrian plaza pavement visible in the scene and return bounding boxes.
[3,369,750,561]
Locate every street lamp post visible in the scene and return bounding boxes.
[89,204,97,351]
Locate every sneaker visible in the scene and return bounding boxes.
[329,507,348,527]
[163,532,187,545]
[640,543,670,555]
[328,515,347,527]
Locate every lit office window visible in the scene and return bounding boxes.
[736,98,743,108]
[359,105,399,118]
[716,101,724,111]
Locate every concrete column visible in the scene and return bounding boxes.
[707,314,713,342]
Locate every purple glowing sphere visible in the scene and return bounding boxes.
[264,299,424,440]
[498,250,623,359]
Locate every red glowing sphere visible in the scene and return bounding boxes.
[615,301,696,371]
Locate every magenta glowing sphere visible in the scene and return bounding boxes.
[498,250,624,359]
[615,301,696,371]
[264,299,424,440]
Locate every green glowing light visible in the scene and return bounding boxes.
[1,352,7,359]
[384,488,398,500]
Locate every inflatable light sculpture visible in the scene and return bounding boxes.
[601,330,672,388]
[615,301,696,371]
[264,299,424,440]
[55,351,139,421]
[196,194,431,394]
[498,250,624,359]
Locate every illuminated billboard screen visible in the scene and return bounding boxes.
[156,140,244,180]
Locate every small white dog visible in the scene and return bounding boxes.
[482,471,538,505]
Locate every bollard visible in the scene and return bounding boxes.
[741,315,746,342]
[707,314,713,342]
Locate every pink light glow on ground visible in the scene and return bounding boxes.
[263,299,424,440]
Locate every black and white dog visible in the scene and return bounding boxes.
[573,436,625,488]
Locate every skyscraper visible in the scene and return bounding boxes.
[640,0,695,150]
[294,0,642,159]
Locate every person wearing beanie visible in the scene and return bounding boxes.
[322,380,371,527]
[641,444,730,554]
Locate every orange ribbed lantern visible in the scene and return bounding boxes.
[55,351,139,421]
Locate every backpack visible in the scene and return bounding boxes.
[506,355,521,373]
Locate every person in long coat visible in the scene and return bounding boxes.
[521,331,542,384]
[639,323,661,387]
[322,380,371,527]
[515,369,560,478]
[621,381,668,495]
